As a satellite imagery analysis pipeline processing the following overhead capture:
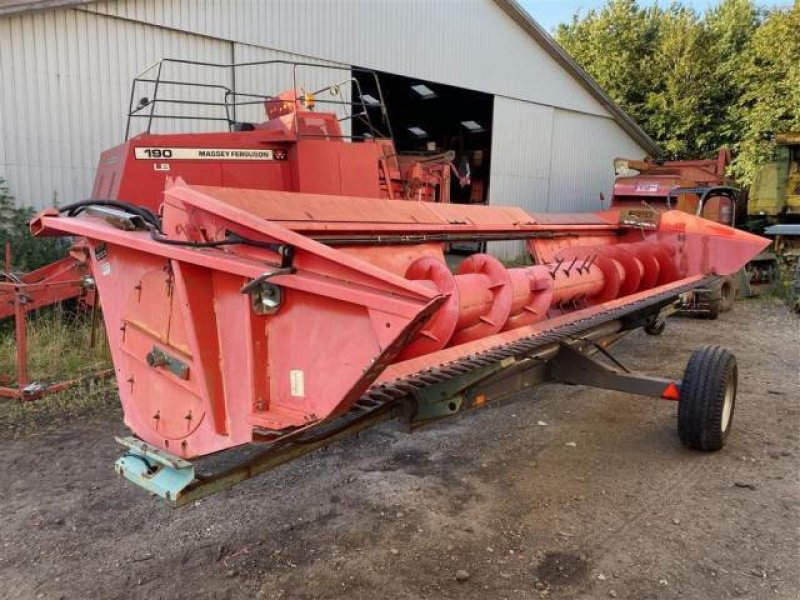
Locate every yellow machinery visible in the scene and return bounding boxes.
[750,133,800,219]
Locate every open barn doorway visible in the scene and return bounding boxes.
[352,70,494,209]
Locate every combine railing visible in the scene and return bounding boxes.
[124,58,393,142]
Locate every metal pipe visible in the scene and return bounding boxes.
[454,274,494,328]
[550,264,604,304]
[13,291,28,391]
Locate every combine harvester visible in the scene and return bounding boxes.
[32,60,768,505]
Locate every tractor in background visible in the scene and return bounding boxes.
[749,132,800,221]
[749,133,800,309]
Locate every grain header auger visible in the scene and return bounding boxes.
[32,180,768,505]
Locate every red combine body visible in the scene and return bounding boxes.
[27,59,770,504]
[611,148,735,220]
[3,61,456,398]
[95,88,454,210]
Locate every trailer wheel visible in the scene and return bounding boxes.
[678,346,737,451]
[704,294,721,320]
[719,278,735,313]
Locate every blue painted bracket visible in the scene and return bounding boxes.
[114,436,196,505]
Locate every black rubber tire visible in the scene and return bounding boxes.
[678,346,737,452]
[704,295,721,320]
[719,278,735,313]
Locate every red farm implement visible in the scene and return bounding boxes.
[610,148,781,312]
[29,59,768,503]
[0,242,112,399]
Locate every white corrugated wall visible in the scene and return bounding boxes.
[0,10,229,208]
[0,0,649,221]
[488,99,644,262]
[548,108,644,213]
[82,0,611,118]
[487,96,554,260]
[0,9,347,209]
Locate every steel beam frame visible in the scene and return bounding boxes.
[547,342,679,399]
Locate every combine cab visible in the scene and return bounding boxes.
[96,59,461,209]
[28,59,770,504]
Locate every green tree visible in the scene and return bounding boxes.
[0,179,64,272]
[554,0,800,182]
[731,4,800,182]
[556,0,660,128]
[703,0,759,150]
[557,1,720,158]
[643,4,715,157]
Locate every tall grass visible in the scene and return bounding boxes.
[0,306,111,384]
[0,307,118,436]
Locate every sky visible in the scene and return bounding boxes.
[519,0,796,32]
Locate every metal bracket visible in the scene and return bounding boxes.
[146,346,190,379]
[114,436,196,503]
[548,342,679,399]
[239,240,296,299]
[84,206,148,231]
[240,266,295,295]
[409,358,518,423]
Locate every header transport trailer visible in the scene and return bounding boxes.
[31,59,768,505]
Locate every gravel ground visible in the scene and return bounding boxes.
[0,297,797,600]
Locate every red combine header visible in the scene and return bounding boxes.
[29,59,769,504]
[610,148,751,314]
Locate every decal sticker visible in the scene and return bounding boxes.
[134,147,276,160]
[290,370,305,398]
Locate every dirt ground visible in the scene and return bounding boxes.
[0,298,798,600]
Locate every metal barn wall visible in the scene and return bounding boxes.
[0,9,347,209]
[548,108,644,214]
[0,10,228,209]
[83,0,612,119]
[487,96,554,260]
[1,0,650,227]
[488,98,645,261]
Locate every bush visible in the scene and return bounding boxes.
[0,178,65,272]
